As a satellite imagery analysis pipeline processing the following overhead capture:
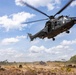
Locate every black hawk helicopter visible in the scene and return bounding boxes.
[21,0,76,41]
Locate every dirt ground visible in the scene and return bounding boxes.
[0,62,76,75]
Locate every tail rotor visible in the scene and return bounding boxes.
[28,33,34,41]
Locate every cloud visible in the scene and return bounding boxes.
[55,0,61,4]
[16,35,26,39]
[29,39,76,60]
[61,39,76,46]
[1,35,26,45]
[29,44,72,54]
[0,48,26,62]
[0,12,35,31]
[15,0,61,10]
[1,38,19,45]
[71,0,76,7]
[0,39,76,61]
[47,3,55,10]
[29,45,46,53]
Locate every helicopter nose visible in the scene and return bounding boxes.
[74,17,76,24]
[72,17,76,22]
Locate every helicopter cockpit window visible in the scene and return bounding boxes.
[59,17,68,21]
[63,17,68,20]
[58,16,70,24]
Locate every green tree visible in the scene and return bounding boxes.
[69,55,76,63]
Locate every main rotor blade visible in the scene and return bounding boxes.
[21,1,50,18]
[54,0,74,16]
[23,18,48,24]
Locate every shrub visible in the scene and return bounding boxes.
[19,64,23,68]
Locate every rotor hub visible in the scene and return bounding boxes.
[49,16,54,19]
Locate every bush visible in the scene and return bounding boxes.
[0,68,6,71]
[19,64,23,68]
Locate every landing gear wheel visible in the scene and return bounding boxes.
[66,31,70,34]
[52,38,55,41]
[42,36,44,39]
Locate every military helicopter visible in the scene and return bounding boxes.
[21,0,76,41]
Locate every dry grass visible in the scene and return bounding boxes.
[0,62,76,75]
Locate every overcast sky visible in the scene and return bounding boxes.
[0,0,76,62]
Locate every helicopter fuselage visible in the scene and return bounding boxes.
[45,16,76,39]
[28,16,76,41]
